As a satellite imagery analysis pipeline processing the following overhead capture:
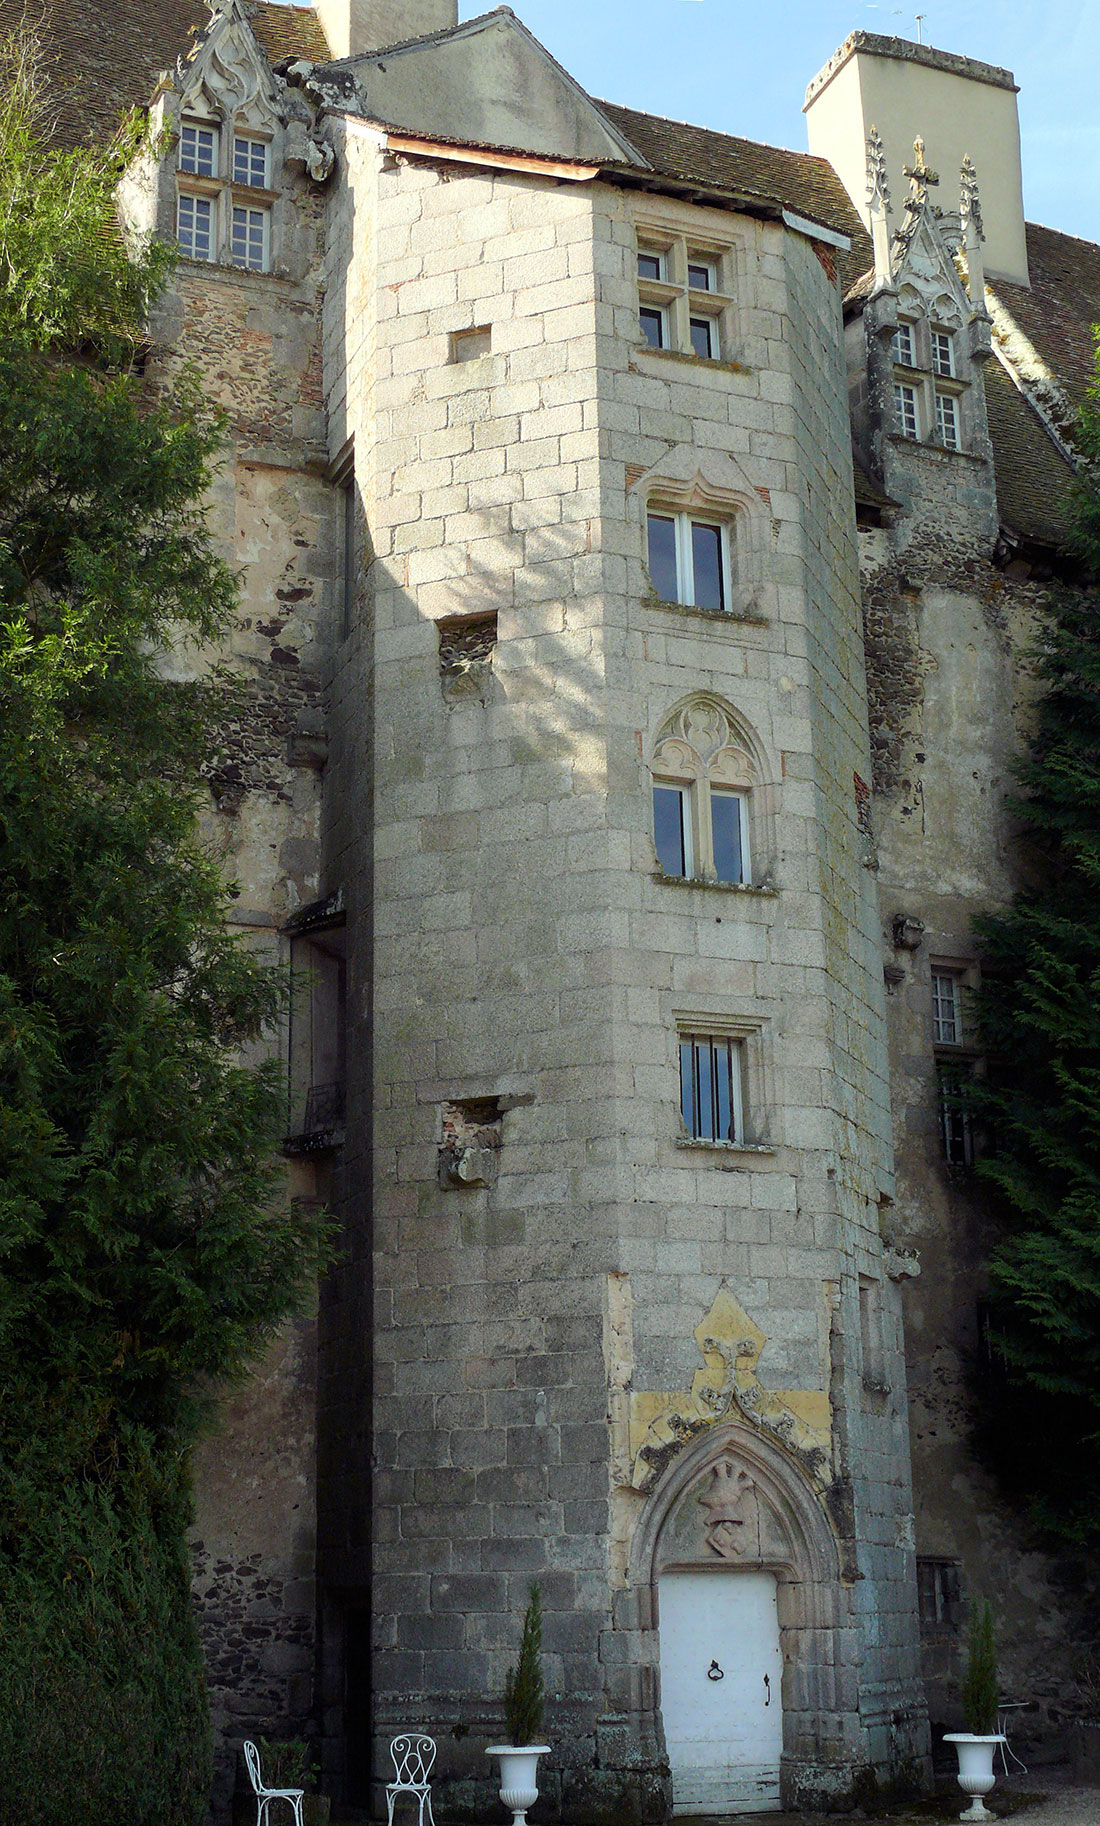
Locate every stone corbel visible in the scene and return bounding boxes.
[883,1244,921,1282]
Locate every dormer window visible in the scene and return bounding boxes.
[891,306,966,450]
[177,193,214,262]
[894,383,919,440]
[179,120,217,176]
[935,390,959,449]
[231,205,269,272]
[892,321,916,367]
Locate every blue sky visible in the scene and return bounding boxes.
[456,0,1100,245]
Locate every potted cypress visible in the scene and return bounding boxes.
[487,1584,550,1826]
[944,1600,1005,1820]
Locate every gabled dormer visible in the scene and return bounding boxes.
[125,0,330,284]
[849,133,998,552]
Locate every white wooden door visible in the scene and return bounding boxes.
[658,1569,783,1814]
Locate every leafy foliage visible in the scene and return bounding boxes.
[0,32,327,1820]
[968,334,1100,1541]
[503,1584,545,1746]
[962,1599,999,1735]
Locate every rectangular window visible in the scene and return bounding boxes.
[680,1033,744,1143]
[647,510,730,612]
[231,204,269,272]
[653,783,692,878]
[894,382,919,439]
[688,259,715,292]
[892,321,915,366]
[340,469,356,640]
[859,1274,886,1389]
[177,193,214,261]
[939,1078,974,1168]
[931,971,962,1045]
[637,248,665,283]
[639,304,668,350]
[936,390,959,449]
[285,899,347,1146]
[179,121,217,176]
[233,134,268,187]
[917,1558,960,1628]
[451,325,491,362]
[932,329,955,377]
[689,315,717,360]
[710,788,749,884]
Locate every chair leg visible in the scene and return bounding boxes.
[387,1791,396,1826]
[424,1787,437,1826]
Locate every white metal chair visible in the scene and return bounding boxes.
[386,1733,437,1826]
[243,1740,306,1826]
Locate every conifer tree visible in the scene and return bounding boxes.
[503,1584,545,1746]
[0,33,326,1821]
[968,340,1100,1542]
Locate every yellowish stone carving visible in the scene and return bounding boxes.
[628,1288,831,1491]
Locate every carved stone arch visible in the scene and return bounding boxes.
[179,0,285,122]
[929,290,963,329]
[631,1422,859,1802]
[631,445,776,620]
[651,693,778,885]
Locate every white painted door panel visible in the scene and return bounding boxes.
[659,1570,783,1815]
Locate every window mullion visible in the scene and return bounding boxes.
[676,512,693,604]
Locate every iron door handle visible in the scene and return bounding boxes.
[764,1674,771,1706]
[707,1660,724,1681]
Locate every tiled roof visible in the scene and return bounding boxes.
[5,0,329,148]
[985,356,1074,550]
[598,98,871,264]
[996,222,1100,408]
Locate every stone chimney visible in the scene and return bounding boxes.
[804,32,1029,287]
[314,0,459,61]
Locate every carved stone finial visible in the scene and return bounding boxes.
[960,154,984,243]
[902,135,940,203]
[866,125,891,216]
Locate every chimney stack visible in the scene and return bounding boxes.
[314,0,459,61]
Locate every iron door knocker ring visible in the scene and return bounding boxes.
[707,1660,724,1681]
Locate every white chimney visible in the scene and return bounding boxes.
[804,32,1029,287]
[314,0,459,61]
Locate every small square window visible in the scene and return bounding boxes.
[680,1033,744,1143]
[892,321,915,366]
[687,259,715,292]
[231,204,269,272]
[936,390,959,449]
[179,121,217,177]
[451,325,491,362]
[233,134,268,187]
[917,1558,960,1628]
[653,782,692,878]
[894,382,919,440]
[177,192,214,261]
[637,248,665,283]
[689,315,717,360]
[932,329,955,377]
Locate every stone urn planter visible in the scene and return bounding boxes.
[486,1744,550,1826]
[943,1734,1004,1821]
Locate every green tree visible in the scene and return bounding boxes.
[503,1584,545,1746]
[0,33,326,1822]
[968,336,1100,1543]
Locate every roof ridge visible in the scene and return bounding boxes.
[597,95,835,170]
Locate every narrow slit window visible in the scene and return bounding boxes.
[680,1033,744,1143]
[653,783,692,878]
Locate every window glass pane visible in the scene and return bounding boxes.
[177,193,212,260]
[695,1039,715,1140]
[647,514,678,603]
[180,122,216,176]
[687,262,713,291]
[653,785,688,877]
[639,305,665,349]
[690,316,715,360]
[638,250,663,281]
[680,1038,696,1134]
[711,790,745,883]
[714,1040,733,1141]
[691,520,724,610]
[233,135,267,186]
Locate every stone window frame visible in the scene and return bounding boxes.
[175,99,279,274]
[633,203,744,365]
[916,1555,961,1630]
[632,451,775,623]
[890,291,968,450]
[671,1006,773,1154]
[650,694,776,892]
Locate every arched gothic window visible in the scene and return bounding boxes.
[651,697,774,887]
